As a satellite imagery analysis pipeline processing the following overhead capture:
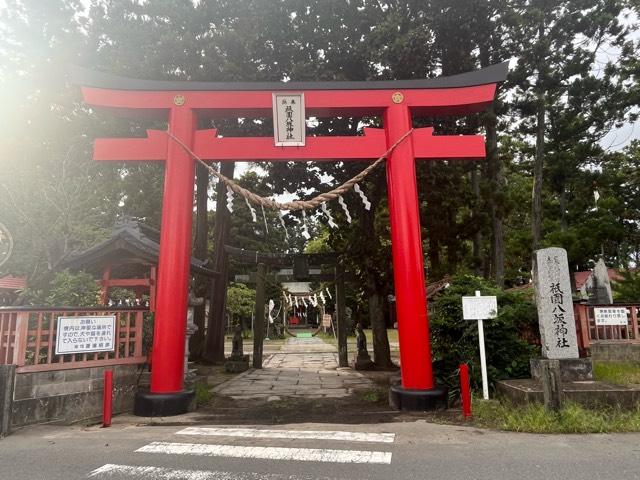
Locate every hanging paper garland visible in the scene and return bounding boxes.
[338,195,352,223]
[321,202,338,229]
[353,183,371,210]
[301,210,311,239]
[313,293,319,307]
[319,291,326,305]
[226,186,235,213]
[244,197,257,222]
[325,287,332,299]
[294,296,299,308]
[301,297,308,307]
[261,204,269,233]
[279,211,289,240]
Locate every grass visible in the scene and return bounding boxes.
[360,389,381,403]
[473,399,640,433]
[318,328,399,346]
[594,361,640,385]
[194,382,213,406]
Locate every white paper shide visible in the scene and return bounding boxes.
[272,93,305,146]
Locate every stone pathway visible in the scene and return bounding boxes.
[213,336,373,400]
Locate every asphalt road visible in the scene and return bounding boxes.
[1,416,639,480]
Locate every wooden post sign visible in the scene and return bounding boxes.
[462,291,497,400]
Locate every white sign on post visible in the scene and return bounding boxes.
[594,307,628,326]
[55,315,116,355]
[272,93,306,146]
[462,291,497,401]
[462,295,498,320]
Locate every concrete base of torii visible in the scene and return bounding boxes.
[389,385,448,411]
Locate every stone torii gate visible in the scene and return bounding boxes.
[73,63,507,415]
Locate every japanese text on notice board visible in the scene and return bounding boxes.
[55,316,116,355]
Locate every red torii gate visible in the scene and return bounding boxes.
[74,63,507,414]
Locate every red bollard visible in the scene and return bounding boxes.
[102,370,113,428]
[459,363,472,419]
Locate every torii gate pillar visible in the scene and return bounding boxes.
[74,62,507,415]
[384,104,445,408]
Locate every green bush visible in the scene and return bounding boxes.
[430,275,538,394]
[24,269,100,307]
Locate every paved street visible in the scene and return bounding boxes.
[3,337,640,479]
[2,419,640,479]
[214,337,372,400]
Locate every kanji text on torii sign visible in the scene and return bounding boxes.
[74,62,507,414]
[273,93,305,146]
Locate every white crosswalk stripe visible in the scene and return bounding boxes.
[89,464,355,479]
[137,441,392,464]
[176,426,395,443]
[88,426,395,478]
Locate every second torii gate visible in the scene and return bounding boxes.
[74,62,507,414]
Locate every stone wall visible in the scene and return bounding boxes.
[7,364,144,432]
[0,365,15,437]
[590,344,640,362]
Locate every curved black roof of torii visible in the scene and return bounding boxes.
[71,62,509,92]
[63,218,218,278]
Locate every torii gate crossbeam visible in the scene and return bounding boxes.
[74,62,507,414]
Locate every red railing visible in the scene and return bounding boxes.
[0,307,148,373]
[574,302,640,351]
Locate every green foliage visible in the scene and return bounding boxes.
[594,361,640,386]
[360,390,381,403]
[226,283,255,321]
[430,275,538,392]
[1,1,639,349]
[194,382,213,406]
[474,400,640,433]
[23,269,100,307]
[612,270,640,303]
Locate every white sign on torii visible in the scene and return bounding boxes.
[462,291,498,400]
[272,93,306,146]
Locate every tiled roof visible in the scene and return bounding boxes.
[0,275,26,290]
[574,269,624,289]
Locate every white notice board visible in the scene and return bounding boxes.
[55,316,116,355]
[462,295,498,320]
[594,307,628,326]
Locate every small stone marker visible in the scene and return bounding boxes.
[533,247,579,359]
[591,258,614,304]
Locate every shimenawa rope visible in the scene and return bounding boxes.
[165,128,414,212]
